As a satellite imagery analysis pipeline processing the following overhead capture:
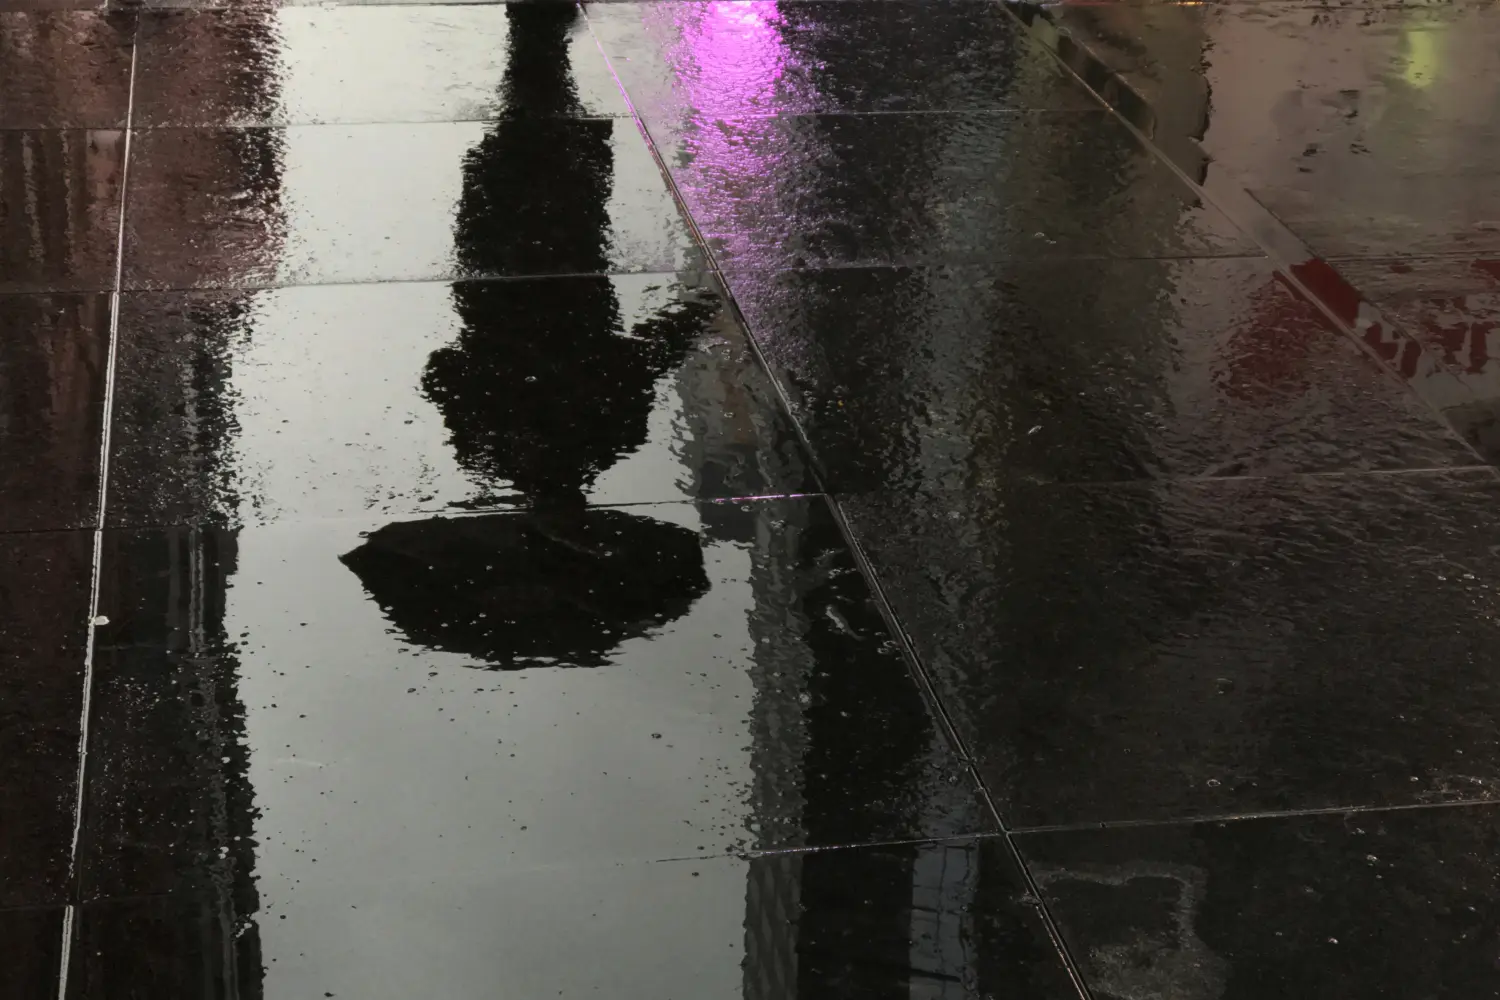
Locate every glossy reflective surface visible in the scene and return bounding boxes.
[1021,804,1500,999]
[136,0,524,7]
[0,530,90,909]
[0,907,64,997]
[1054,2,1500,210]
[654,109,1257,268]
[70,839,1079,999]
[1191,3,1500,260]
[135,7,630,126]
[0,12,133,128]
[0,293,109,531]
[108,274,810,526]
[589,0,1097,117]
[1342,256,1500,378]
[124,119,698,289]
[1037,0,1500,468]
[0,0,103,10]
[8,0,1500,994]
[84,497,987,894]
[845,470,1500,827]
[732,258,1473,493]
[0,129,123,292]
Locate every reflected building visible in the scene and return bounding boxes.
[86,14,287,997]
[96,525,263,995]
[0,13,131,291]
[627,6,1005,995]
[0,129,122,288]
[0,81,122,527]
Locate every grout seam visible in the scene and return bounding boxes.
[652,830,1009,865]
[79,248,1271,297]
[824,498,1099,1000]
[108,106,1099,131]
[1013,796,1500,837]
[1,459,1492,544]
[57,20,140,1000]
[92,491,828,535]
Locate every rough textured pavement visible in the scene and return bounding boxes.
[4,0,1500,996]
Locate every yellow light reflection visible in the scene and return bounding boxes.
[1403,30,1440,89]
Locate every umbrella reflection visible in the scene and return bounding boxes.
[340,507,708,668]
[341,2,710,666]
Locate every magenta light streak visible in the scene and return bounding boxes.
[674,1,790,117]
[634,1,813,264]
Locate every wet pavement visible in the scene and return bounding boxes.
[5,0,1500,996]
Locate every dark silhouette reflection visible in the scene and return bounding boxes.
[342,2,710,665]
[450,3,608,276]
[425,280,715,507]
[342,508,708,668]
[431,1,715,505]
[71,14,286,995]
[86,530,265,999]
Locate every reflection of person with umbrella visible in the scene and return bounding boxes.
[341,3,710,667]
